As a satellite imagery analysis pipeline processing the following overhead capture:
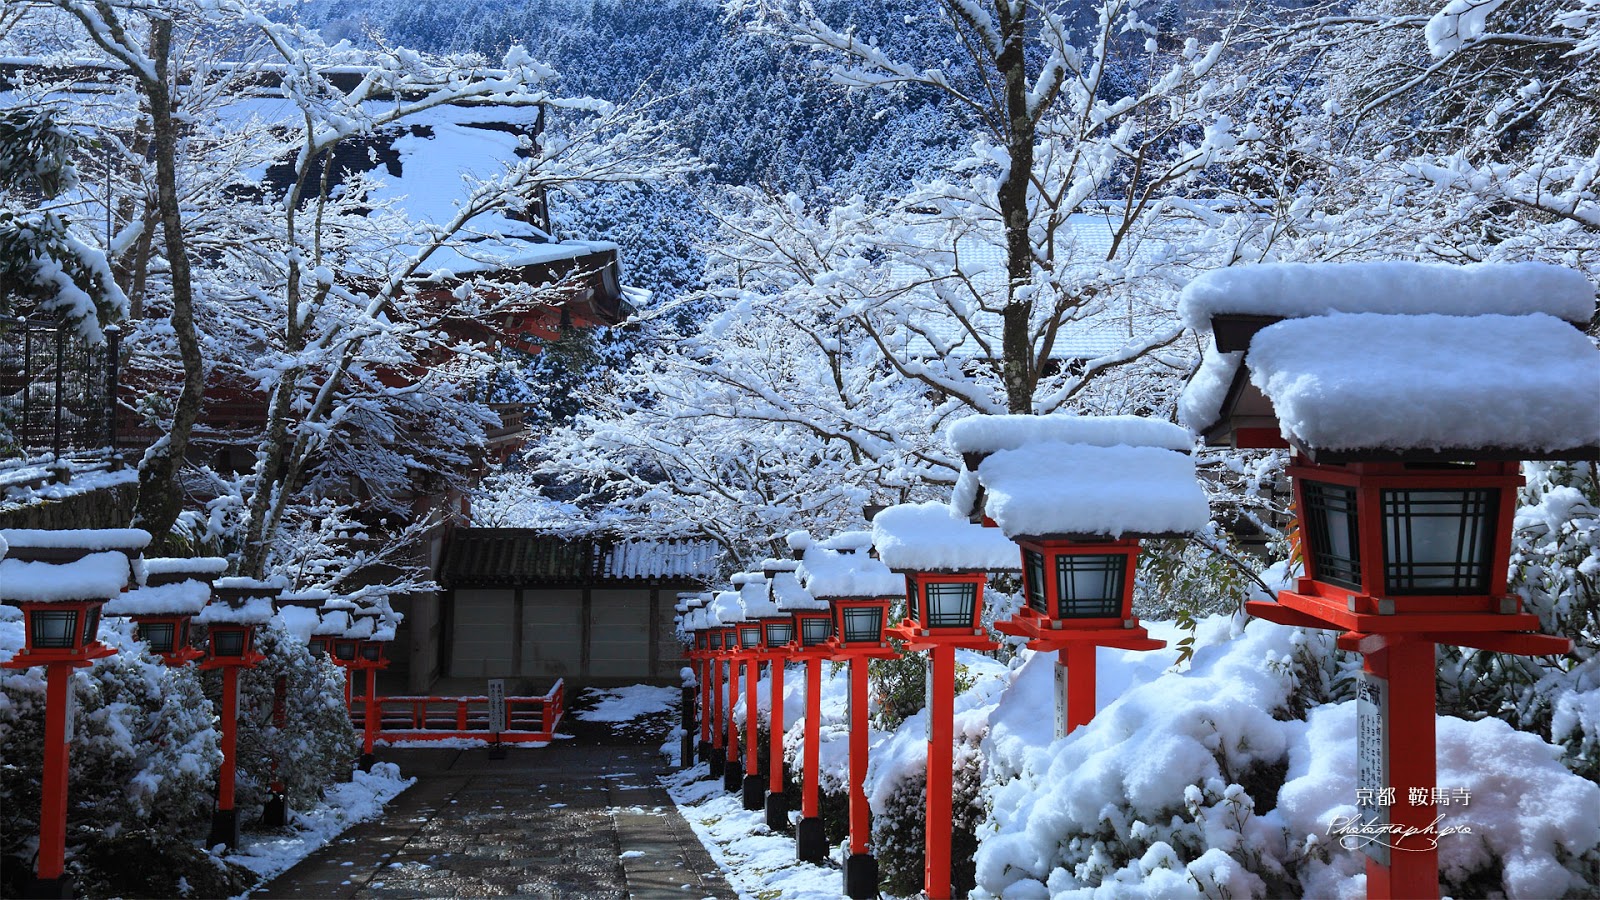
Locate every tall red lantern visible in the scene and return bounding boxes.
[198,577,279,850]
[1179,260,1597,900]
[800,532,903,900]
[348,602,400,771]
[943,415,1210,738]
[708,588,749,791]
[675,592,704,769]
[0,528,146,899]
[869,505,1018,900]
[734,572,778,811]
[757,561,801,832]
[782,531,839,864]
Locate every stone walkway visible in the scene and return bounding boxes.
[256,721,737,899]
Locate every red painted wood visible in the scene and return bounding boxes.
[925,645,955,900]
[1063,644,1096,734]
[803,658,822,818]
[219,667,239,814]
[848,659,871,855]
[711,658,724,752]
[745,657,759,776]
[363,668,379,758]
[1365,639,1440,900]
[38,662,73,881]
[769,660,785,791]
[726,658,741,769]
[701,658,713,748]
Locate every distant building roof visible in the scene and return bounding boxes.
[440,528,717,587]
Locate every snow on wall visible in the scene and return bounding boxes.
[104,580,211,616]
[0,551,131,603]
[870,501,1022,572]
[948,414,1194,456]
[977,442,1211,538]
[1178,260,1595,331]
[795,540,903,600]
[1247,313,1600,453]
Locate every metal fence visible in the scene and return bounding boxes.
[0,318,120,461]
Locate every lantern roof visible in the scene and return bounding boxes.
[795,536,902,600]
[135,555,228,584]
[952,415,1210,540]
[708,589,747,625]
[314,610,352,636]
[197,595,274,625]
[275,604,323,643]
[0,528,152,554]
[760,558,797,574]
[278,588,331,605]
[1178,262,1600,461]
[344,615,376,639]
[785,530,813,557]
[213,575,286,594]
[104,579,211,616]
[870,501,1021,573]
[737,574,782,618]
[0,551,131,604]
[769,569,828,611]
[947,414,1194,457]
[320,595,360,612]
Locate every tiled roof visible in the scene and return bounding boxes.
[440,528,718,587]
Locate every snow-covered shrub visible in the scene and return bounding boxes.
[871,734,987,896]
[215,620,357,821]
[1,617,221,894]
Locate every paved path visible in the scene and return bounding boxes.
[256,722,736,898]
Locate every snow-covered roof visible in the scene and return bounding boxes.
[136,556,229,586]
[1242,313,1600,456]
[738,574,782,618]
[104,580,211,616]
[0,551,131,603]
[1178,261,1600,458]
[276,605,322,643]
[1178,260,1594,330]
[770,570,829,611]
[870,501,1021,573]
[760,558,798,573]
[196,596,275,625]
[947,414,1194,456]
[214,576,287,594]
[314,611,352,636]
[0,528,150,552]
[345,615,376,639]
[795,540,903,600]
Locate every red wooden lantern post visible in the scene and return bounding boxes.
[728,574,774,810]
[0,528,146,899]
[705,612,727,780]
[722,620,744,792]
[1179,262,1597,900]
[783,531,839,863]
[684,596,717,767]
[675,593,703,769]
[198,578,276,850]
[348,603,399,771]
[759,560,804,832]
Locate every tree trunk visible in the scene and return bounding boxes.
[996,3,1037,415]
[132,19,205,552]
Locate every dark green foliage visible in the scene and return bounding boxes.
[0,109,80,196]
[69,829,256,899]
[871,739,985,896]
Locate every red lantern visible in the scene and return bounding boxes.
[197,578,279,850]
[1180,263,1596,900]
[108,557,223,667]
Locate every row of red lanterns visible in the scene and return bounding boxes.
[0,530,395,899]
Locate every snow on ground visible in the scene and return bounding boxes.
[225,763,414,897]
[663,762,874,900]
[576,684,682,723]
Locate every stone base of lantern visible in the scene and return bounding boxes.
[208,807,239,851]
[21,874,74,899]
[681,733,695,768]
[796,817,827,863]
[764,791,789,831]
[358,752,376,772]
[260,790,288,828]
[742,773,765,811]
[708,751,724,779]
[723,761,743,793]
[844,853,878,899]
[697,739,712,765]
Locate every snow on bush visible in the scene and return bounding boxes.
[971,618,1600,898]
[1,617,219,881]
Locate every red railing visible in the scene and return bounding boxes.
[353,679,565,744]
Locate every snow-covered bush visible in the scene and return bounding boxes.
[216,621,357,821]
[871,734,988,896]
[1,616,222,894]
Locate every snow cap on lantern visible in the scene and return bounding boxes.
[273,588,330,647]
[106,563,216,663]
[869,500,1023,638]
[784,532,840,650]
[949,414,1206,636]
[730,573,769,651]
[0,528,148,662]
[709,587,747,653]
[198,577,280,666]
[794,530,901,648]
[1178,260,1600,627]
